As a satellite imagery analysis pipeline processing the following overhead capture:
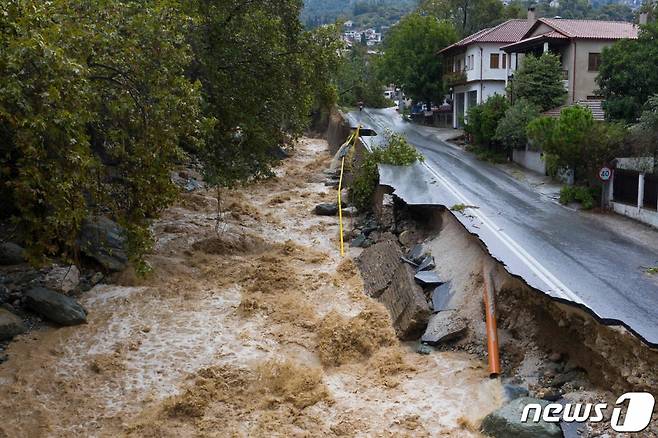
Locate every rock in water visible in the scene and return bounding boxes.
[481,397,562,438]
[0,242,25,265]
[0,308,26,340]
[44,265,80,294]
[420,310,467,345]
[24,287,87,326]
[78,217,128,272]
[314,203,339,216]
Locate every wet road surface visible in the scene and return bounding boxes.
[347,108,658,346]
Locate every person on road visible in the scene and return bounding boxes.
[358,101,364,112]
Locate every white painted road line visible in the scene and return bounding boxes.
[421,160,585,306]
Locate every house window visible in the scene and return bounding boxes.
[502,53,507,69]
[490,53,499,69]
[455,59,461,72]
[588,53,601,71]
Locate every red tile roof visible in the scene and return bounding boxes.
[533,18,638,39]
[439,19,534,53]
[441,18,638,54]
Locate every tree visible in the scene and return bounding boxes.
[509,53,567,112]
[0,0,207,264]
[630,94,658,159]
[494,99,540,151]
[598,22,658,122]
[189,0,341,191]
[336,47,390,108]
[527,106,626,181]
[418,0,506,37]
[464,94,509,147]
[379,14,457,105]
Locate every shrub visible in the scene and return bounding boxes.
[508,53,567,112]
[559,186,597,210]
[527,106,627,183]
[494,99,540,152]
[464,94,509,147]
[349,132,424,210]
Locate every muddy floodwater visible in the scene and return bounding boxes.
[0,139,502,437]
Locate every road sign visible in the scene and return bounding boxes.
[598,166,612,182]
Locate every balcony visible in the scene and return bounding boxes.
[444,71,467,87]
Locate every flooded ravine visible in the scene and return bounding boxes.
[0,139,502,437]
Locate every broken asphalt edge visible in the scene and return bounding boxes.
[346,112,658,349]
[375,180,658,351]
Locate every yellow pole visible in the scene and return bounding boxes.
[338,156,346,256]
[337,126,361,256]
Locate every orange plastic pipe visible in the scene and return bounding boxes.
[483,269,501,377]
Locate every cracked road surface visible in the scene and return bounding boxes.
[347,108,658,346]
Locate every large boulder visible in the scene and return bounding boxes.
[0,242,25,265]
[43,265,80,294]
[24,287,87,326]
[78,217,128,271]
[481,397,563,438]
[0,308,26,340]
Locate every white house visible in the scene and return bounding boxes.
[439,11,536,128]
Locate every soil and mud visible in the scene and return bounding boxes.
[0,139,502,437]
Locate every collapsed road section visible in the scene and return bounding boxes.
[347,108,658,349]
[329,110,658,398]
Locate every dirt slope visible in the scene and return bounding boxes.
[0,139,501,437]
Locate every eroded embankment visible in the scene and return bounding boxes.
[0,138,502,437]
[377,200,658,416]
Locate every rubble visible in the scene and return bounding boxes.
[416,255,435,272]
[377,262,431,340]
[414,271,443,287]
[356,240,401,298]
[430,281,454,312]
[420,310,467,345]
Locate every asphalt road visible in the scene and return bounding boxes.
[346,108,658,346]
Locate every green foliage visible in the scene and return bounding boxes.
[191,1,342,190]
[464,94,509,147]
[0,0,342,266]
[527,106,627,182]
[630,94,658,157]
[465,144,507,163]
[302,0,418,28]
[559,185,596,210]
[509,53,567,112]
[598,23,658,122]
[0,0,206,264]
[378,14,457,104]
[494,99,540,151]
[419,0,509,37]
[336,47,390,108]
[350,132,424,210]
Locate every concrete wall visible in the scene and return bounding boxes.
[512,148,546,175]
[463,43,517,84]
[570,40,610,102]
[611,202,658,229]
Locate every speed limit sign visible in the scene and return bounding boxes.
[598,167,612,182]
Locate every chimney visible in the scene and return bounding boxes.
[528,7,536,22]
[639,12,648,25]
